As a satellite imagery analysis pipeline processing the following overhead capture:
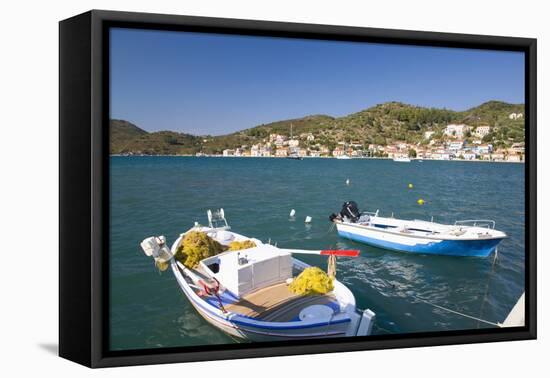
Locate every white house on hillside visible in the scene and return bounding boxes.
[444,124,471,138]
[288,139,299,148]
[424,131,435,140]
[509,113,523,120]
[474,125,491,137]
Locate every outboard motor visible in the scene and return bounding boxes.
[141,235,173,265]
[340,201,361,223]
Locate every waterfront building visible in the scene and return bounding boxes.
[319,146,330,156]
[447,140,465,151]
[491,152,505,161]
[462,152,477,160]
[507,153,522,162]
[250,144,261,157]
[222,149,235,157]
[475,144,493,154]
[332,147,346,157]
[260,146,272,157]
[275,148,288,157]
[384,145,398,158]
[511,142,525,154]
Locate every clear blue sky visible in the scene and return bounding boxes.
[110,28,524,136]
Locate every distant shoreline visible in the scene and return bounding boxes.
[110,154,524,163]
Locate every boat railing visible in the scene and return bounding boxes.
[361,209,379,217]
[207,208,231,230]
[454,219,496,229]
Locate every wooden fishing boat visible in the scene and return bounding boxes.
[330,201,507,257]
[141,209,376,341]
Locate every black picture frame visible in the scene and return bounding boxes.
[59,9,537,368]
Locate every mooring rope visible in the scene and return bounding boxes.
[417,298,500,327]
[277,219,502,329]
[477,248,500,328]
[372,324,393,334]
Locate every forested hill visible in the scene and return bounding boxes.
[110,101,524,155]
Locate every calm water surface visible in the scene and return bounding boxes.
[110,157,525,350]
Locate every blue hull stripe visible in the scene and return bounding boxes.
[184,283,351,331]
[338,231,503,257]
[231,317,350,330]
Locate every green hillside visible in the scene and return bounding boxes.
[110,120,148,153]
[109,120,202,155]
[110,101,525,155]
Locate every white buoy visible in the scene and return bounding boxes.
[346,178,350,185]
[290,209,296,217]
[305,216,312,223]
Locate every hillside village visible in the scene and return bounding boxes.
[220,117,525,162]
[111,101,526,162]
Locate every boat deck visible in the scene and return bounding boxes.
[185,264,340,322]
[224,282,338,322]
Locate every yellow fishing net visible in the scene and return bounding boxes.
[175,231,225,268]
[288,267,334,295]
[227,240,256,251]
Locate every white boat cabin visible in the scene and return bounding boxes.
[200,244,293,298]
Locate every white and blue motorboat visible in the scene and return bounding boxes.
[330,201,507,257]
[141,209,376,341]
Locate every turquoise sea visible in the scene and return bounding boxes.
[109,156,525,351]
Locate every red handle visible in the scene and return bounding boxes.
[320,249,360,257]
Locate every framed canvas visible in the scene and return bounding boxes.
[59,10,536,368]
